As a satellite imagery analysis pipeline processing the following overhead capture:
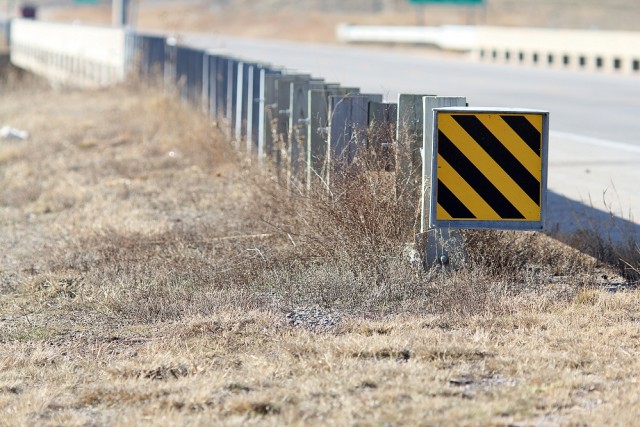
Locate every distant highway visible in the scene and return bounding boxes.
[183,34,640,145]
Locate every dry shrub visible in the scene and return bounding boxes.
[242,130,421,313]
[565,228,639,282]
[257,122,412,266]
[463,229,601,284]
[243,123,603,316]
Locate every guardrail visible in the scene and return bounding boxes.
[337,24,640,75]
[10,20,552,268]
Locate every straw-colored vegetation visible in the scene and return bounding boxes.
[1,75,639,426]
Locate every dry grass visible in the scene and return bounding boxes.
[1,78,639,426]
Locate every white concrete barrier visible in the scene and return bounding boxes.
[475,26,640,75]
[10,19,127,87]
[337,24,640,75]
[336,24,477,51]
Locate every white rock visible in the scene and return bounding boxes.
[0,126,29,140]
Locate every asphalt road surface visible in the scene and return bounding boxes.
[181,33,639,237]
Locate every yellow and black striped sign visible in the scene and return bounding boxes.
[431,109,548,230]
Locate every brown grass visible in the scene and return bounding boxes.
[1,78,639,426]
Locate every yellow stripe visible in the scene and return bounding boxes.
[439,114,541,220]
[437,155,500,220]
[525,113,543,131]
[437,204,453,220]
[475,114,541,179]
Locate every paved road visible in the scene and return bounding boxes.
[185,34,640,143]
[181,33,640,235]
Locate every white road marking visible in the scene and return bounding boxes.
[550,131,640,154]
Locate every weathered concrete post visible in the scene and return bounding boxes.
[327,94,382,187]
[306,85,360,192]
[289,79,325,185]
[225,59,238,138]
[368,101,397,172]
[163,37,177,97]
[246,64,262,157]
[307,88,339,191]
[202,50,210,116]
[206,53,218,122]
[273,74,310,182]
[261,72,280,167]
[212,55,229,124]
[258,68,267,165]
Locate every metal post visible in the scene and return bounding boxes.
[202,51,209,116]
[235,61,244,149]
[225,59,235,136]
[258,68,267,167]
[246,65,254,155]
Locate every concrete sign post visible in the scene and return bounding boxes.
[421,96,467,233]
[396,94,435,232]
[418,96,467,270]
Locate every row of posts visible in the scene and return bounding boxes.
[128,32,466,268]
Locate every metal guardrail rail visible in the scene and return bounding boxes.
[10,19,127,87]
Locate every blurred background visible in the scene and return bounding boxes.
[2,0,639,48]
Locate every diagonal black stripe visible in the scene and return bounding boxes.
[438,131,525,219]
[452,115,540,205]
[437,180,475,219]
[500,115,541,156]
